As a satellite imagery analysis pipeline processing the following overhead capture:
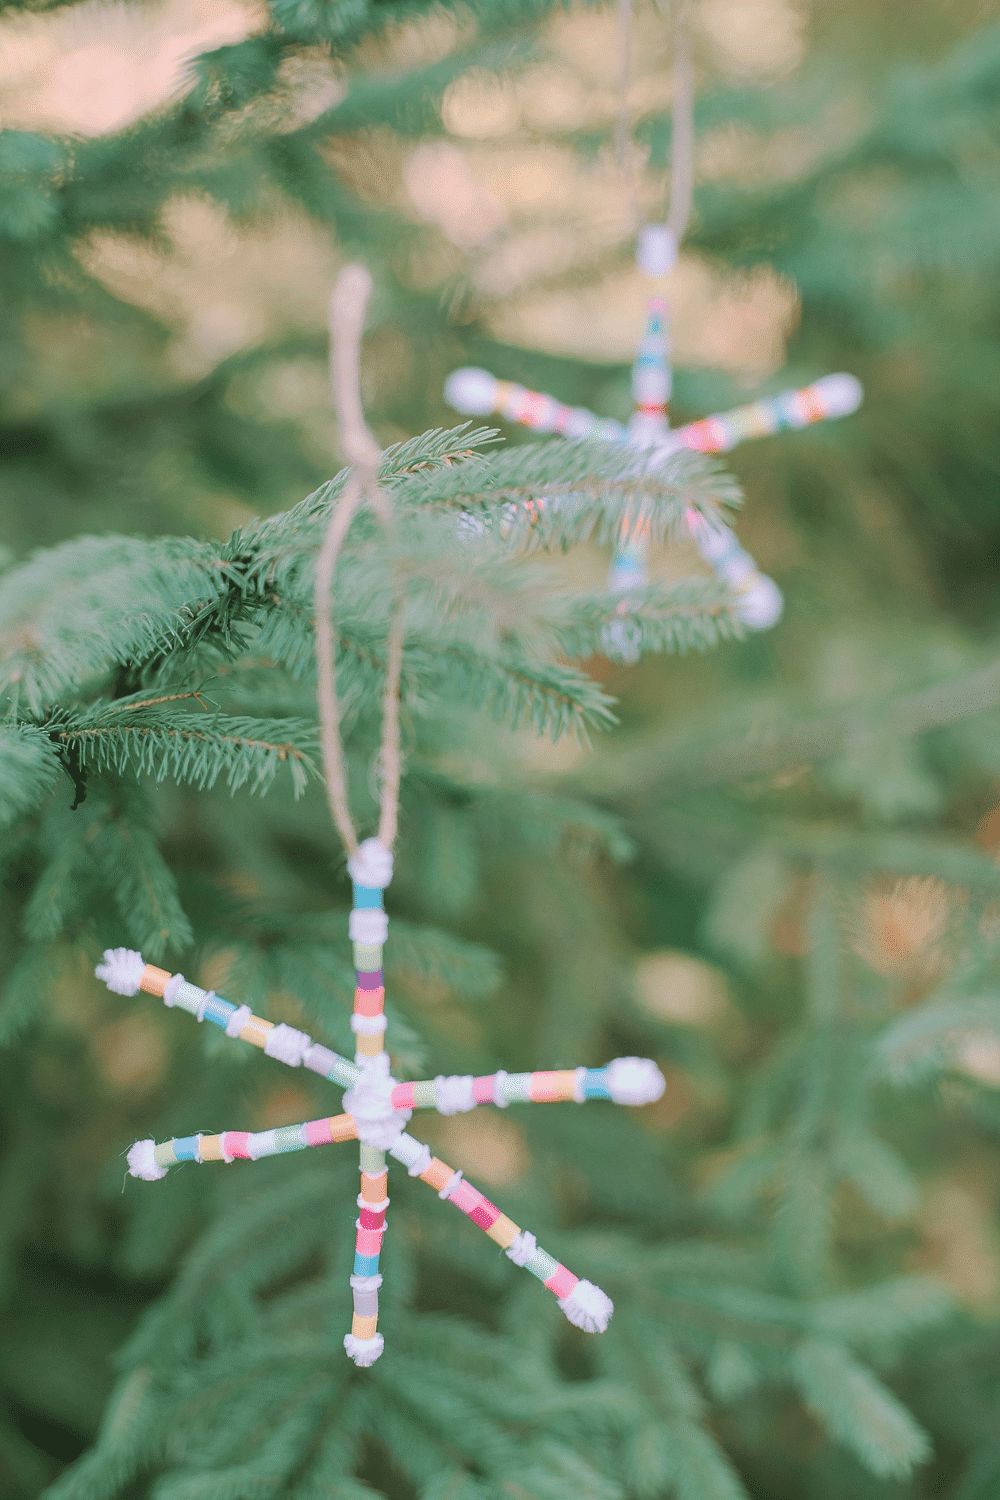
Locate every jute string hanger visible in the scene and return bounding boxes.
[621,0,695,288]
[313,263,403,861]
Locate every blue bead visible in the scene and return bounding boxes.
[203,994,236,1029]
[353,1252,381,1276]
[583,1070,612,1100]
[173,1135,201,1160]
[352,885,384,909]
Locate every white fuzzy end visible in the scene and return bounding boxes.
[347,838,394,890]
[443,367,498,415]
[127,1140,167,1181]
[95,948,146,997]
[505,1230,537,1267]
[344,1332,384,1367]
[434,1074,476,1116]
[558,1279,614,1334]
[606,1057,666,1106]
[264,1023,312,1067]
[736,575,784,631]
[809,372,863,418]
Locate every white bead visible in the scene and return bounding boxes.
[247,1130,278,1159]
[225,1004,252,1038]
[162,973,184,1008]
[506,1230,537,1267]
[389,1135,433,1176]
[438,1169,464,1201]
[350,1273,383,1291]
[349,908,389,944]
[350,1013,388,1036]
[302,1041,342,1076]
[434,1074,476,1115]
[264,1023,312,1066]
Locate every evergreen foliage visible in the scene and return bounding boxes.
[3,1,1000,1498]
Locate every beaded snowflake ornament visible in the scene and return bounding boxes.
[444,4,863,639]
[445,335,862,634]
[97,838,665,1368]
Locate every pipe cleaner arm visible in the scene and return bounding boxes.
[388,1132,613,1333]
[444,367,862,456]
[388,1059,666,1115]
[126,1112,359,1180]
[95,948,360,1089]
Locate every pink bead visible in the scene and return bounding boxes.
[472,1076,495,1103]
[304,1118,332,1147]
[391,1082,415,1110]
[354,987,385,1016]
[544,1264,578,1299]
[450,1182,482,1216]
[355,1227,383,1257]
[224,1132,251,1159]
[469,1200,499,1230]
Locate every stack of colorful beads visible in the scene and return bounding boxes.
[343,837,395,1365]
[627,297,671,450]
[609,297,671,595]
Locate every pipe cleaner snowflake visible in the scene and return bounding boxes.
[96,840,665,1367]
[443,7,863,638]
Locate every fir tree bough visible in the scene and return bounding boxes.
[5,1,1000,1498]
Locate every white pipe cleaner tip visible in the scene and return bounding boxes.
[95,948,146,996]
[558,1280,614,1334]
[809,372,863,417]
[606,1057,666,1106]
[127,1140,167,1181]
[344,1332,384,1367]
[637,224,677,277]
[443,367,498,415]
[736,575,784,631]
[347,838,394,890]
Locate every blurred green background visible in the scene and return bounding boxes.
[5,0,1000,1496]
